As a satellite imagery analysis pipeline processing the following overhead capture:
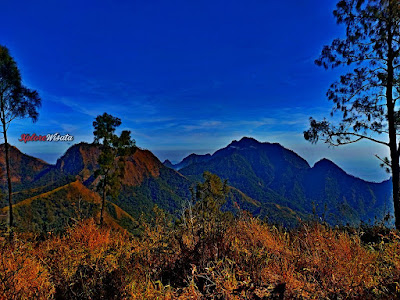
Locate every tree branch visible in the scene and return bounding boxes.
[328,132,389,146]
[375,154,391,168]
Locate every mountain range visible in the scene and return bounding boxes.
[176,137,393,225]
[0,137,394,233]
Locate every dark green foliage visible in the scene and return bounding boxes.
[224,188,306,227]
[114,167,191,220]
[0,46,41,122]
[192,171,231,229]
[93,113,121,146]
[93,113,136,225]
[11,188,97,234]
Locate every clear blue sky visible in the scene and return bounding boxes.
[0,0,390,182]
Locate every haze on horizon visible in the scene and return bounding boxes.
[0,0,391,182]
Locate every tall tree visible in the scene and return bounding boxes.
[304,0,400,228]
[93,113,135,226]
[0,45,41,239]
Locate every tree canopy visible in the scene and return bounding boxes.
[93,113,136,225]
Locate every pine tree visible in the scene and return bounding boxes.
[93,113,135,226]
[0,45,41,240]
[304,0,400,228]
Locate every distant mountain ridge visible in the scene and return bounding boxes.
[177,137,393,225]
[163,153,212,170]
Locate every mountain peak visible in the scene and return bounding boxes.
[56,142,164,186]
[185,153,211,160]
[227,137,261,149]
[163,159,176,169]
[239,136,259,142]
[169,152,212,170]
[313,158,337,168]
[236,137,260,145]
[312,158,349,176]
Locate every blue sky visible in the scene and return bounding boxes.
[0,0,391,182]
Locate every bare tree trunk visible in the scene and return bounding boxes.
[2,121,13,241]
[100,180,106,226]
[386,22,400,230]
[389,125,400,230]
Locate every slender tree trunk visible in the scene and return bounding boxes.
[2,121,13,241]
[100,180,106,226]
[386,22,400,229]
[388,112,400,230]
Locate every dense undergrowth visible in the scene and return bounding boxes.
[1,210,400,299]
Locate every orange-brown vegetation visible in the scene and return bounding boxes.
[57,143,163,186]
[122,150,162,186]
[1,213,400,299]
[1,181,101,215]
[0,144,49,184]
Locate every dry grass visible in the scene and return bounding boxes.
[1,215,400,299]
